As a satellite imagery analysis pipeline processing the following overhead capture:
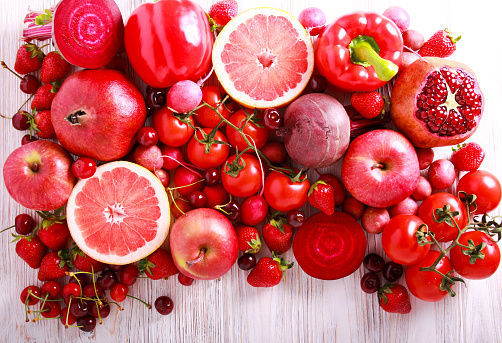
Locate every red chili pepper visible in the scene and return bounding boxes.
[315,12,403,92]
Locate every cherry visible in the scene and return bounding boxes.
[263,108,283,130]
[220,199,240,221]
[77,315,97,332]
[12,111,30,131]
[20,74,40,94]
[41,301,61,318]
[286,210,306,229]
[383,261,404,282]
[237,253,256,270]
[69,274,88,288]
[170,196,194,219]
[41,281,61,299]
[363,253,385,273]
[240,195,268,226]
[120,264,139,286]
[136,126,159,147]
[146,86,167,110]
[360,272,380,293]
[178,273,194,286]
[154,296,174,315]
[20,285,41,306]
[71,157,97,179]
[83,284,104,299]
[62,283,81,305]
[106,264,124,272]
[21,134,38,145]
[90,302,111,320]
[96,270,118,290]
[308,74,328,93]
[15,214,36,235]
[70,299,91,318]
[60,307,77,327]
[110,283,129,302]
[203,167,221,186]
[188,190,207,208]
[160,145,184,170]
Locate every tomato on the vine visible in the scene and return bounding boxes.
[221,154,263,198]
[225,109,269,151]
[417,193,468,242]
[187,128,230,168]
[382,214,430,265]
[264,170,310,212]
[153,108,194,147]
[194,85,231,128]
[405,250,455,302]
[457,170,502,214]
[450,231,501,280]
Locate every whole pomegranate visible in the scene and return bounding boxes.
[51,69,146,161]
[391,57,483,148]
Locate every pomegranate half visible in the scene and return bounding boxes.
[391,57,483,148]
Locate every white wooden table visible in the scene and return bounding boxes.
[1,0,501,342]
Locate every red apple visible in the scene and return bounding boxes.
[341,129,420,208]
[3,140,75,211]
[170,208,238,280]
[51,69,146,161]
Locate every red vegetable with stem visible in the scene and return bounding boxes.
[315,11,403,92]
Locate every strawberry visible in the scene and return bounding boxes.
[234,224,261,253]
[262,214,294,255]
[308,180,335,216]
[247,254,293,287]
[71,244,105,273]
[14,43,45,75]
[418,29,461,58]
[378,283,412,314]
[36,209,70,251]
[139,248,179,280]
[14,233,46,269]
[31,82,59,111]
[350,91,385,119]
[208,0,238,30]
[450,142,485,171]
[38,251,70,281]
[34,110,55,139]
[40,51,72,84]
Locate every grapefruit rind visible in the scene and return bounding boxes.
[212,7,314,109]
[66,161,170,265]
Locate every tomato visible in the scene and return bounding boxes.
[225,110,269,152]
[417,192,468,242]
[405,250,454,302]
[124,0,212,88]
[153,108,194,147]
[221,154,263,198]
[264,170,310,212]
[187,128,230,168]
[194,86,231,128]
[450,231,501,280]
[382,215,430,265]
[457,170,502,214]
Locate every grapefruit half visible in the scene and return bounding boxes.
[67,161,170,265]
[212,7,314,109]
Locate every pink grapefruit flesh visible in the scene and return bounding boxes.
[212,7,314,109]
[67,161,170,265]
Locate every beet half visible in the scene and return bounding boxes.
[277,93,350,169]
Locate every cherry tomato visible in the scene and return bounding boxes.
[124,0,212,88]
[457,170,502,214]
[418,193,468,242]
[225,109,269,151]
[264,170,310,212]
[194,85,231,128]
[382,214,430,265]
[450,231,501,280]
[221,154,263,198]
[153,107,194,147]
[187,128,230,168]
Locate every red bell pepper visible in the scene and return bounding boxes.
[315,12,403,92]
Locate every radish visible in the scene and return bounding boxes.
[166,80,203,114]
[23,0,124,69]
[298,7,326,36]
[382,6,410,33]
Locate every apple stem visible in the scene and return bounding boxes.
[31,162,39,173]
[186,248,207,267]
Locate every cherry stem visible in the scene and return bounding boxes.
[0,114,13,120]
[186,248,207,267]
[155,154,203,178]
[197,64,215,86]
[166,178,205,192]
[0,225,15,233]
[1,61,23,80]
[18,94,35,112]
[126,295,152,309]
